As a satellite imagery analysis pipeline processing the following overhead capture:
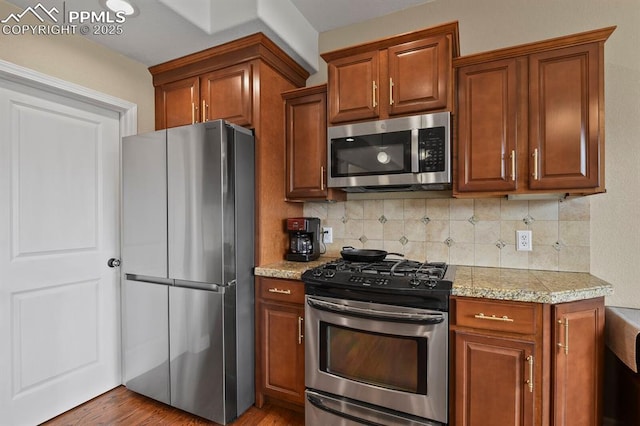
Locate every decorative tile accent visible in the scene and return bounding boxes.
[553,241,562,251]
[341,216,348,224]
[495,240,506,249]
[379,215,387,224]
[444,237,454,247]
[523,214,535,225]
[359,235,368,244]
[399,236,409,246]
[468,215,479,225]
[421,216,431,225]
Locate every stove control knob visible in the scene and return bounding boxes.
[312,269,323,277]
[324,270,336,278]
[409,278,421,287]
[426,280,437,288]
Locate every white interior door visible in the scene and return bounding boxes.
[0,79,121,426]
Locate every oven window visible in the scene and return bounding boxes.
[319,323,427,394]
[330,130,411,177]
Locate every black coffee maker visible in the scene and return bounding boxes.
[285,217,321,262]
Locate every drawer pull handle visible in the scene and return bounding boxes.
[268,288,291,295]
[525,355,534,393]
[474,313,514,322]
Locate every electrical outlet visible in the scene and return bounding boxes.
[516,230,532,251]
[323,227,333,244]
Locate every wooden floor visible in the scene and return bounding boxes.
[41,386,305,426]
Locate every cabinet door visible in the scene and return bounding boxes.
[327,51,379,124]
[454,331,535,426]
[155,76,199,129]
[201,63,252,126]
[285,89,329,200]
[456,58,521,192]
[552,298,604,426]
[529,43,601,190]
[258,301,305,405]
[387,34,450,116]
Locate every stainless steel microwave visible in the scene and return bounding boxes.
[327,112,451,192]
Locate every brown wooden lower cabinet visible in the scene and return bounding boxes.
[255,277,305,408]
[454,332,536,426]
[451,296,604,426]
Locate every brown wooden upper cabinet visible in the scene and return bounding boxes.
[153,62,252,129]
[321,21,460,125]
[283,84,345,202]
[454,27,615,197]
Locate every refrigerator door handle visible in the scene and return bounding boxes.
[173,280,226,293]
[125,274,173,286]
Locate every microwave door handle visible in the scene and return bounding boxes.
[307,297,444,324]
[411,128,419,172]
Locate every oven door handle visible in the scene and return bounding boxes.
[307,297,445,324]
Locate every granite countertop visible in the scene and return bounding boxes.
[452,266,613,303]
[254,257,336,281]
[254,259,613,304]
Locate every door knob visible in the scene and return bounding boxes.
[107,258,121,268]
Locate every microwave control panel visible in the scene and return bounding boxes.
[418,127,446,172]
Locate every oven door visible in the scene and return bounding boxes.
[305,295,448,423]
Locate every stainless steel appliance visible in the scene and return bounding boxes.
[121,120,254,424]
[327,112,451,192]
[302,258,455,425]
[286,217,321,262]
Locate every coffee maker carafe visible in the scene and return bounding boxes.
[286,217,321,262]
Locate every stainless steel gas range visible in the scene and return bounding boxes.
[302,258,455,426]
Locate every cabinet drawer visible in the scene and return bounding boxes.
[257,277,305,304]
[455,297,538,335]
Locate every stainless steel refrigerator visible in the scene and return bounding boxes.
[120,120,254,424]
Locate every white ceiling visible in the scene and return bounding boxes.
[5,0,433,73]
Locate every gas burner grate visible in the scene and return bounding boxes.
[322,258,447,279]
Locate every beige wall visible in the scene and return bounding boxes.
[0,0,155,133]
[307,0,640,308]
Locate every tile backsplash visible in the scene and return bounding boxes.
[303,197,590,272]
